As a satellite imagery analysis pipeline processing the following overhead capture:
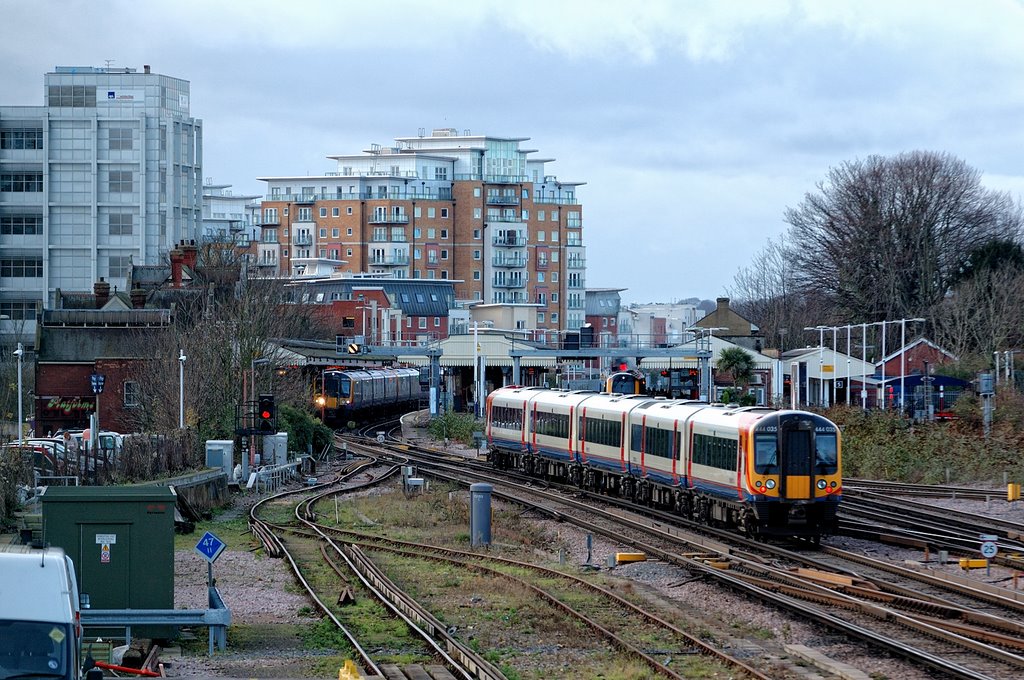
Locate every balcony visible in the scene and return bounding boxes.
[536,259,549,270]
[566,258,586,269]
[370,255,409,266]
[293,235,312,246]
[294,194,316,204]
[492,236,527,247]
[369,213,409,224]
[485,213,522,224]
[534,195,580,205]
[492,278,526,289]
[486,195,519,206]
[567,299,585,309]
[492,256,527,268]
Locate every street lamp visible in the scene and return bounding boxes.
[178,349,186,429]
[13,343,23,444]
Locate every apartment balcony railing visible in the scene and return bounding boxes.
[264,190,451,202]
[368,214,409,224]
[492,256,527,268]
[370,255,409,266]
[533,195,580,205]
[567,300,585,309]
[492,278,526,289]
[485,214,522,224]
[372,234,408,242]
[293,235,312,246]
[566,258,586,269]
[567,280,585,289]
[492,236,527,247]
[485,195,520,206]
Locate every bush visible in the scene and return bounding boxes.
[278,404,333,456]
[427,411,481,445]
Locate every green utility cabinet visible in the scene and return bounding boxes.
[41,486,176,635]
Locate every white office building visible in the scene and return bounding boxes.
[0,65,202,344]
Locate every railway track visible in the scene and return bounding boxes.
[357,435,1024,679]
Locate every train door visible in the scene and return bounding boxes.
[779,417,812,499]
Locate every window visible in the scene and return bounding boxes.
[47,84,97,107]
[440,250,448,260]
[428,207,436,218]
[473,187,481,197]
[441,270,448,279]
[537,311,545,323]
[433,317,441,327]
[332,228,340,238]
[1,173,43,192]
[109,255,131,278]
[581,416,622,448]
[522,210,529,220]
[693,434,738,471]
[427,228,435,239]
[319,228,327,238]
[473,229,481,239]
[537,272,544,283]
[1,215,42,235]
[418,317,427,329]
[263,208,278,223]
[551,230,559,243]
[283,207,289,216]
[473,270,481,280]
[298,207,312,221]
[474,208,482,219]
[320,207,327,217]
[440,229,448,239]
[346,248,353,256]
[537,231,546,242]
[551,273,559,283]
[346,207,353,215]
[124,381,141,407]
[522,189,529,199]
[551,312,558,323]
[342,316,355,328]
[109,213,133,235]
[538,210,545,221]
[347,228,353,236]
[1,257,43,277]
[441,209,449,219]
[0,301,37,321]
[1,128,43,149]
[332,207,340,217]
[434,166,448,180]
[473,250,481,260]
[551,293,558,302]
[109,127,132,150]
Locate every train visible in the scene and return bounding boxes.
[604,370,646,395]
[486,386,841,539]
[313,367,423,426]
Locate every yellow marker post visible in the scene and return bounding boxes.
[339,659,362,680]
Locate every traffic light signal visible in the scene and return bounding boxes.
[257,394,276,434]
[660,370,670,377]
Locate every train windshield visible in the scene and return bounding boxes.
[753,433,779,474]
[815,432,838,474]
[339,377,352,397]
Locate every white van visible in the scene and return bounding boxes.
[0,545,82,679]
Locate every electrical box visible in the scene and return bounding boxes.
[40,486,176,637]
[205,439,234,477]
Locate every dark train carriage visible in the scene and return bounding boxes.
[315,367,423,426]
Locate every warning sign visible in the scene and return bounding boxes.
[101,544,110,564]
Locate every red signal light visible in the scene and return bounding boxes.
[619,362,628,371]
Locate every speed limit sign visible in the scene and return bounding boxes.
[980,541,999,559]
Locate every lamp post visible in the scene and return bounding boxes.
[13,343,23,444]
[879,320,887,410]
[178,349,186,429]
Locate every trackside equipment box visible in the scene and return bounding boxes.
[40,486,176,635]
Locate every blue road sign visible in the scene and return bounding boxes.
[194,530,226,564]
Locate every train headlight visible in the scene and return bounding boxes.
[765,479,776,490]
[830,481,837,488]
[755,480,763,490]
[314,396,325,407]
[816,479,827,490]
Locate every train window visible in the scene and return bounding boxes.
[630,424,642,452]
[754,433,779,474]
[492,406,523,431]
[339,377,352,397]
[645,427,672,460]
[693,434,738,471]
[533,411,569,439]
[815,433,838,474]
[582,417,621,448]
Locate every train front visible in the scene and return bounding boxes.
[314,371,354,425]
[745,411,841,538]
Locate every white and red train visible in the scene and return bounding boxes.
[486,386,842,538]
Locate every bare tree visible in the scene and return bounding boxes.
[784,151,1022,322]
[932,267,1024,358]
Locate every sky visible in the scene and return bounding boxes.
[4,0,1024,305]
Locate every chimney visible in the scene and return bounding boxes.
[181,239,198,270]
[94,278,111,309]
[170,248,184,288]
[716,297,730,312]
[144,64,151,74]
[130,288,147,309]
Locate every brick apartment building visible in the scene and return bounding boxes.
[253,128,586,337]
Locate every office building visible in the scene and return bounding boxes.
[255,128,586,335]
[0,65,202,345]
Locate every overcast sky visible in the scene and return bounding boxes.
[4,1,1024,305]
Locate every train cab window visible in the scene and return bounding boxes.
[339,377,352,397]
[754,433,779,474]
[815,432,838,474]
